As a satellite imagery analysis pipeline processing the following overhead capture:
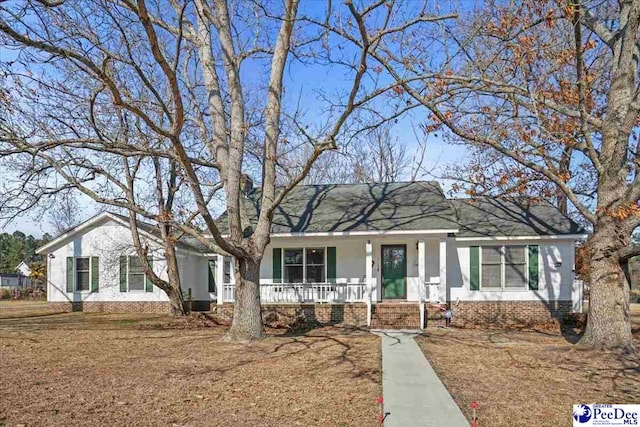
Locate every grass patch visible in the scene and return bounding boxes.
[416,304,640,427]
[0,301,381,426]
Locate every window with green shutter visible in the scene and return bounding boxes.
[528,245,539,290]
[119,256,127,292]
[75,257,91,292]
[327,247,337,283]
[145,256,154,292]
[470,246,480,290]
[473,245,537,291]
[66,257,74,293]
[208,259,216,293]
[128,256,145,291]
[272,248,282,283]
[120,255,154,292]
[90,256,99,292]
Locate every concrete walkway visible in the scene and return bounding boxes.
[375,330,469,427]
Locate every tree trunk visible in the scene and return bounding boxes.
[165,281,186,316]
[163,241,186,316]
[579,223,634,350]
[226,257,265,341]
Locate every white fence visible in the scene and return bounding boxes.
[222,282,367,303]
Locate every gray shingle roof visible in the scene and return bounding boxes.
[450,198,585,237]
[108,213,209,252]
[218,183,585,238]
[223,181,459,234]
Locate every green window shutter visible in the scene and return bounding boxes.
[66,257,74,293]
[145,256,154,292]
[470,246,480,291]
[90,256,99,293]
[208,259,216,292]
[119,256,127,292]
[272,248,282,283]
[327,247,337,283]
[528,245,539,290]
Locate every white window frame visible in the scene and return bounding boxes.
[479,245,529,291]
[281,247,328,284]
[222,256,233,284]
[127,255,147,292]
[74,256,92,293]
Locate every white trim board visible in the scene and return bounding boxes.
[36,212,165,254]
[263,229,459,238]
[454,234,588,242]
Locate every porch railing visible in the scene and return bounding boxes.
[221,282,366,304]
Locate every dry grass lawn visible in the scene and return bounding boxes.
[417,304,640,427]
[0,301,381,426]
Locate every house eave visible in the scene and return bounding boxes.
[269,229,459,237]
[213,229,460,239]
[452,233,588,242]
[36,212,193,254]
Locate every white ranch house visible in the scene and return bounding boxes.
[38,182,586,328]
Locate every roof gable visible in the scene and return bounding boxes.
[222,181,460,234]
[36,212,206,254]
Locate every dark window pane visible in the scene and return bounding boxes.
[284,249,303,265]
[482,246,501,263]
[129,256,144,274]
[306,248,324,265]
[76,271,90,291]
[481,264,501,289]
[284,266,303,283]
[129,274,145,291]
[223,256,232,283]
[505,264,527,288]
[505,246,525,264]
[306,265,325,283]
[76,257,90,271]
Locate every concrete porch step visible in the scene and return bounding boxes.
[371,303,421,329]
[371,302,450,329]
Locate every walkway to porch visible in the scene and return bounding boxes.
[375,330,469,427]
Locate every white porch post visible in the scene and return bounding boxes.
[570,242,583,313]
[365,240,373,326]
[439,239,447,303]
[216,254,224,305]
[418,240,426,329]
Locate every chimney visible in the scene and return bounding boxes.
[240,174,254,195]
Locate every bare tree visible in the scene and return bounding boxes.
[282,122,428,185]
[373,0,639,349]
[47,192,85,235]
[351,125,409,182]
[0,0,455,340]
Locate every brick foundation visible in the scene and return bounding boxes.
[47,299,573,328]
[452,300,573,325]
[210,303,368,326]
[48,301,174,313]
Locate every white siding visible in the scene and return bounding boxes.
[447,239,575,302]
[45,218,209,303]
[43,217,578,307]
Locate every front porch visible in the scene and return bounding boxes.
[211,236,449,306]
[206,235,449,328]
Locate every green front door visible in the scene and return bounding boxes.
[382,245,407,299]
